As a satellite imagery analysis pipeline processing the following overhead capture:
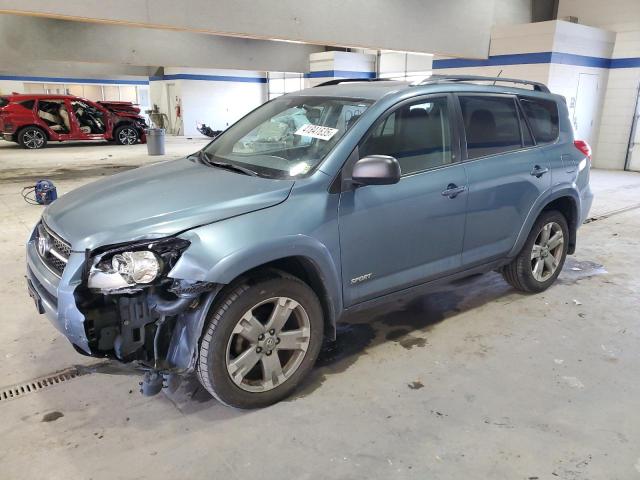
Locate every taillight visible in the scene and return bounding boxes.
[574,139,592,159]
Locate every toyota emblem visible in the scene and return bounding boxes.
[37,226,50,257]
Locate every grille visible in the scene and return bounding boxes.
[36,222,71,277]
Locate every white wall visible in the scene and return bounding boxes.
[433,21,555,83]
[307,51,376,87]
[558,0,640,170]
[433,21,616,167]
[0,80,24,95]
[379,52,433,80]
[151,68,268,136]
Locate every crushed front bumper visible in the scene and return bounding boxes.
[25,232,90,353]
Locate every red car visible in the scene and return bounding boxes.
[0,93,147,149]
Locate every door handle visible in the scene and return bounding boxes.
[441,183,467,199]
[530,165,549,178]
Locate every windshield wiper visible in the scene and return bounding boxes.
[197,150,259,177]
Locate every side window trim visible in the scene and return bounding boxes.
[515,97,537,148]
[356,93,461,177]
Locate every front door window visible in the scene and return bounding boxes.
[360,97,453,175]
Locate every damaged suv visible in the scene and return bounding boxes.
[26,76,593,409]
[0,93,147,149]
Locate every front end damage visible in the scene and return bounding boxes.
[77,238,222,395]
[76,282,220,395]
[29,224,221,396]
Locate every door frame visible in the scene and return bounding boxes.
[33,98,73,141]
[336,93,468,306]
[624,81,640,171]
[453,92,540,163]
[572,72,599,145]
[337,92,463,191]
[67,98,108,141]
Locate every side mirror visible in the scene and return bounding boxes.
[351,155,401,186]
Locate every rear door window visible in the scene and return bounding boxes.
[0,97,8,108]
[519,96,559,144]
[459,95,522,159]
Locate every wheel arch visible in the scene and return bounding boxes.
[170,229,344,341]
[540,196,578,254]
[112,120,135,134]
[510,191,580,258]
[16,124,49,140]
[233,255,338,340]
[166,252,340,374]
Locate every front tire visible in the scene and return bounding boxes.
[113,124,139,145]
[197,275,324,409]
[502,210,569,293]
[18,126,47,149]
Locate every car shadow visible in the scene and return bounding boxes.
[163,270,515,414]
[0,164,138,183]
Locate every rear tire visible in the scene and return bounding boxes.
[113,124,139,145]
[18,126,47,149]
[197,275,324,409]
[502,210,569,293]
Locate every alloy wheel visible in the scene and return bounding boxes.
[225,297,311,392]
[24,130,45,149]
[531,221,564,282]
[118,127,138,145]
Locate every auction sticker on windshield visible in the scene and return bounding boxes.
[294,124,339,141]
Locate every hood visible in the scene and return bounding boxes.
[43,158,294,251]
[98,101,142,115]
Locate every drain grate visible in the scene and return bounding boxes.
[0,367,87,403]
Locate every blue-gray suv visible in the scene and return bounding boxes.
[26,75,593,408]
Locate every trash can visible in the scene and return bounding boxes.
[145,128,165,156]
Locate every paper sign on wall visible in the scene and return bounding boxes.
[294,124,339,141]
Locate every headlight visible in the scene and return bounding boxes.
[87,238,189,291]
[112,251,161,284]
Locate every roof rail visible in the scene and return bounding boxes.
[415,74,550,93]
[313,78,394,87]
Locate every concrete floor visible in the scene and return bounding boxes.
[1,138,639,479]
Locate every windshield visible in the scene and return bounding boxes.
[203,96,372,179]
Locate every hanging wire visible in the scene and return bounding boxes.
[21,186,40,205]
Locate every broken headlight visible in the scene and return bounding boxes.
[87,237,190,291]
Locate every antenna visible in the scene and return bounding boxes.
[492,70,503,86]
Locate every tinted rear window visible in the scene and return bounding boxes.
[519,96,559,144]
[460,95,522,159]
[0,97,8,108]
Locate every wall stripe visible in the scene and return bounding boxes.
[610,57,640,69]
[150,73,267,83]
[305,70,376,79]
[550,52,611,68]
[0,75,148,85]
[433,52,551,69]
[433,52,640,70]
